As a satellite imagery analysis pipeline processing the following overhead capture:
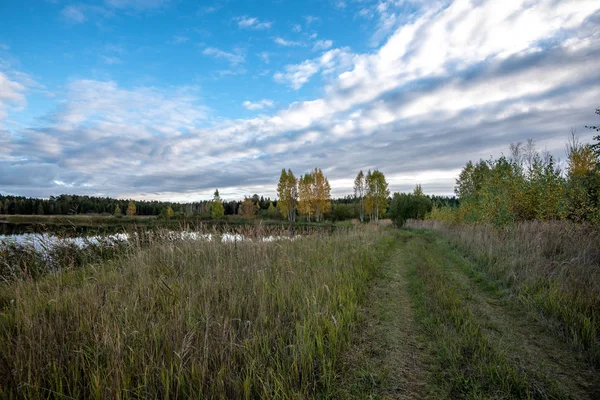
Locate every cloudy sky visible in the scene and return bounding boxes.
[0,0,599,201]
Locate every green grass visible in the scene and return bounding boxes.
[407,220,600,367]
[0,227,395,399]
[403,230,580,399]
[2,214,156,226]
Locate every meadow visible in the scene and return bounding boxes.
[0,225,393,399]
[1,220,599,399]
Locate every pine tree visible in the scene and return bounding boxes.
[114,205,121,216]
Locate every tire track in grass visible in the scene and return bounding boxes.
[439,236,600,399]
[404,230,599,399]
[337,232,428,399]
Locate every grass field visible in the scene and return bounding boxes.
[337,228,599,399]
[407,220,600,367]
[0,214,356,235]
[1,222,598,399]
[0,214,157,226]
[0,226,394,399]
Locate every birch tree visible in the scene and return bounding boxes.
[277,169,298,223]
[354,170,366,222]
[298,173,314,221]
[311,168,331,222]
[365,169,390,221]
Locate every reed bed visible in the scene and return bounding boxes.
[0,226,393,399]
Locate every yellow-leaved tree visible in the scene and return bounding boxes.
[239,197,259,218]
[312,168,331,222]
[277,169,297,223]
[297,168,331,222]
[354,170,366,222]
[365,169,390,221]
[126,200,136,216]
[298,173,314,221]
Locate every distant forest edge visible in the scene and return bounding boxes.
[0,166,457,223]
[0,189,457,223]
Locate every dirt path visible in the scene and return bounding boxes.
[340,230,599,399]
[337,238,428,399]
[401,230,599,399]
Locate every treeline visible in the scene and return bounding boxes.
[0,189,407,222]
[0,194,279,219]
[1,170,459,223]
[423,107,600,226]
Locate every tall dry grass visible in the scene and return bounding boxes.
[406,219,600,365]
[0,227,394,399]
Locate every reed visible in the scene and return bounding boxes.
[0,226,394,398]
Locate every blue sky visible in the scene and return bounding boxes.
[1,0,599,201]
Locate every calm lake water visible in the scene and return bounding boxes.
[0,222,295,250]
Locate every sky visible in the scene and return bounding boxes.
[0,0,599,201]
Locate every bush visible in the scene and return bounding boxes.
[389,193,432,227]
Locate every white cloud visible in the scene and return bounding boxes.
[274,48,354,89]
[274,62,320,90]
[357,8,374,19]
[61,5,87,23]
[60,4,114,24]
[54,80,207,135]
[61,0,169,24]
[243,99,275,111]
[236,16,272,30]
[100,55,122,65]
[170,35,189,44]
[104,0,171,9]
[292,24,302,32]
[258,52,270,64]
[313,39,333,51]
[273,37,302,47]
[4,0,600,199]
[0,70,30,128]
[202,47,245,65]
[305,15,320,25]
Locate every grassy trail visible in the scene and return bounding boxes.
[337,235,428,399]
[343,229,599,399]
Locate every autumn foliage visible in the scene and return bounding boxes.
[430,132,600,226]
